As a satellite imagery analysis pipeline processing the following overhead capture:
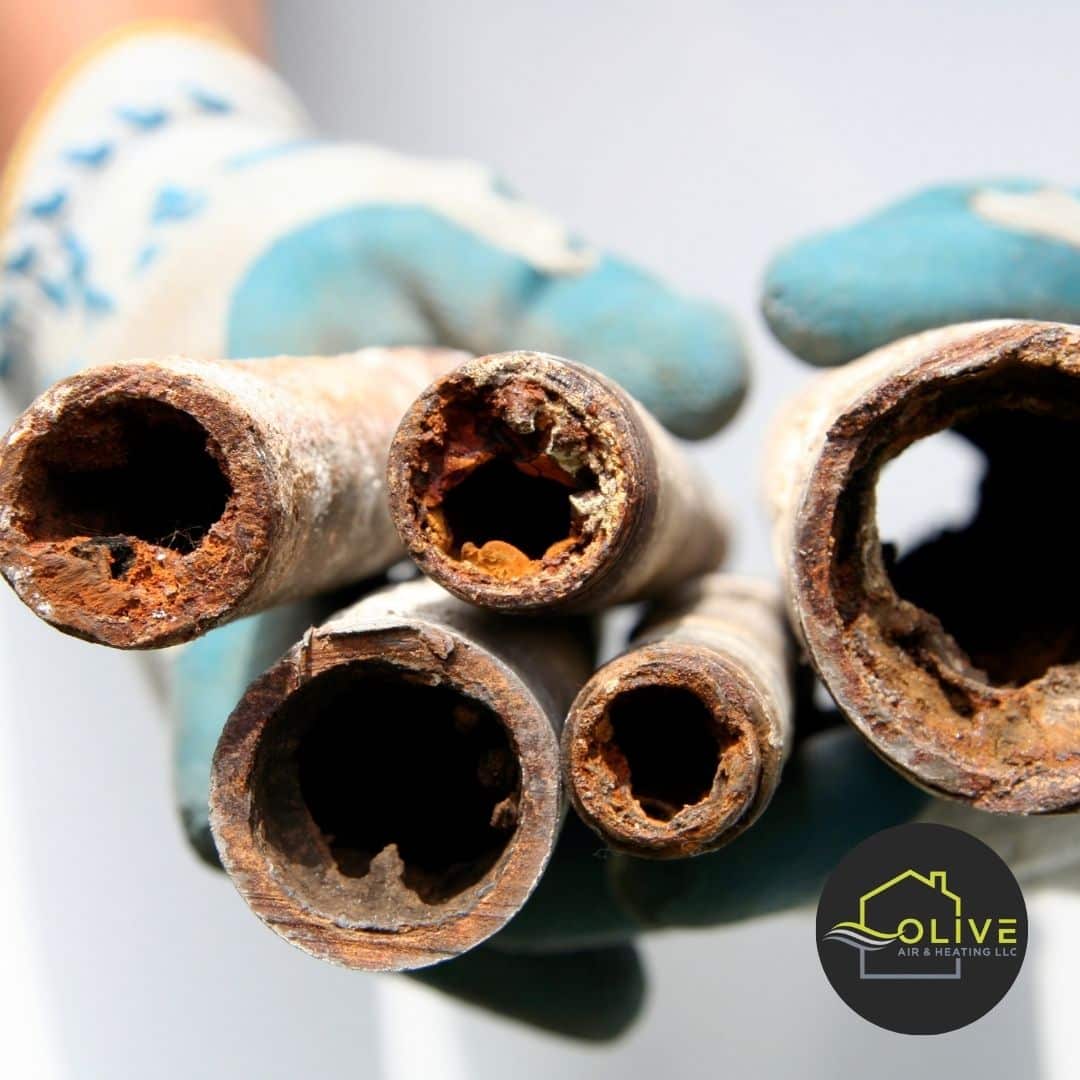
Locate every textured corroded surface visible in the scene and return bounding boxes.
[386,351,727,612]
[563,574,792,857]
[766,320,1080,813]
[0,347,464,647]
[209,578,592,972]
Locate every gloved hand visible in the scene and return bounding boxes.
[487,179,1080,1033]
[0,23,746,1042]
[761,181,1080,364]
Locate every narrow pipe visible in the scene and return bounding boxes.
[766,319,1080,813]
[209,578,593,972]
[0,348,464,647]
[386,351,727,613]
[563,575,792,858]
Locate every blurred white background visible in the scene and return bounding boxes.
[2,1,1079,1076]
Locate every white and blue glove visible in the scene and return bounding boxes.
[0,24,748,1040]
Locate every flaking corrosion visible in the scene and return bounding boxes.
[767,320,1080,813]
[563,575,792,857]
[0,347,464,647]
[386,351,727,613]
[209,578,593,972]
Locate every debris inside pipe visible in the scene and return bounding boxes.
[563,575,792,857]
[0,348,464,648]
[209,578,593,971]
[386,351,727,613]
[766,320,1080,813]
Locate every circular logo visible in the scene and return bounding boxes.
[816,822,1027,1034]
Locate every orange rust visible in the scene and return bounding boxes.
[460,539,536,579]
[459,535,581,581]
[514,454,579,486]
[23,535,199,619]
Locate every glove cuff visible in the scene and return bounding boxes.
[1,21,308,228]
[0,21,312,383]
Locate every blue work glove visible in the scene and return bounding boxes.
[762,181,1080,364]
[0,23,746,1041]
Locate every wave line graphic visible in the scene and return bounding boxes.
[823,922,900,952]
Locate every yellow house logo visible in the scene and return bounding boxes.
[822,869,1018,981]
[816,824,1027,1033]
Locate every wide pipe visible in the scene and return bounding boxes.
[563,574,792,857]
[386,351,727,613]
[209,578,593,971]
[766,320,1080,813]
[0,348,463,648]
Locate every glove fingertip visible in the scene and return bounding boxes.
[762,180,1080,366]
[516,256,749,439]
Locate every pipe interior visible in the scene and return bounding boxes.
[860,368,1080,688]
[253,662,521,912]
[605,684,723,821]
[417,392,600,577]
[19,396,230,557]
[442,456,576,559]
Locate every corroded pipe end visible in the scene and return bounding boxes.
[789,320,1080,813]
[209,618,563,971]
[0,361,275,648]
[563,642,768,858]
[386,351,654,612]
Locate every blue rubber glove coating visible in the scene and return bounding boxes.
[763,181,1080,365]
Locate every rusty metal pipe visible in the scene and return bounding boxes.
[386,351,727,613]
[0,348,464,648]
[767,320,1080,813]
[563,575,792,857]
[209,578,593,972]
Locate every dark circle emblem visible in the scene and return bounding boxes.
[817,823,1027,1034]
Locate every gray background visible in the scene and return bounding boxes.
[1,1,1076,1076]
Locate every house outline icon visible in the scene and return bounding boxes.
[858,869,962,980]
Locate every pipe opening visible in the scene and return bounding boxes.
[852,368,1080,689]
[876,429,983,565]
[411,386,602,582]
[18,397,230,555]
[605,685,723,821]
[442,456,576,560]
[252,662,522,923]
